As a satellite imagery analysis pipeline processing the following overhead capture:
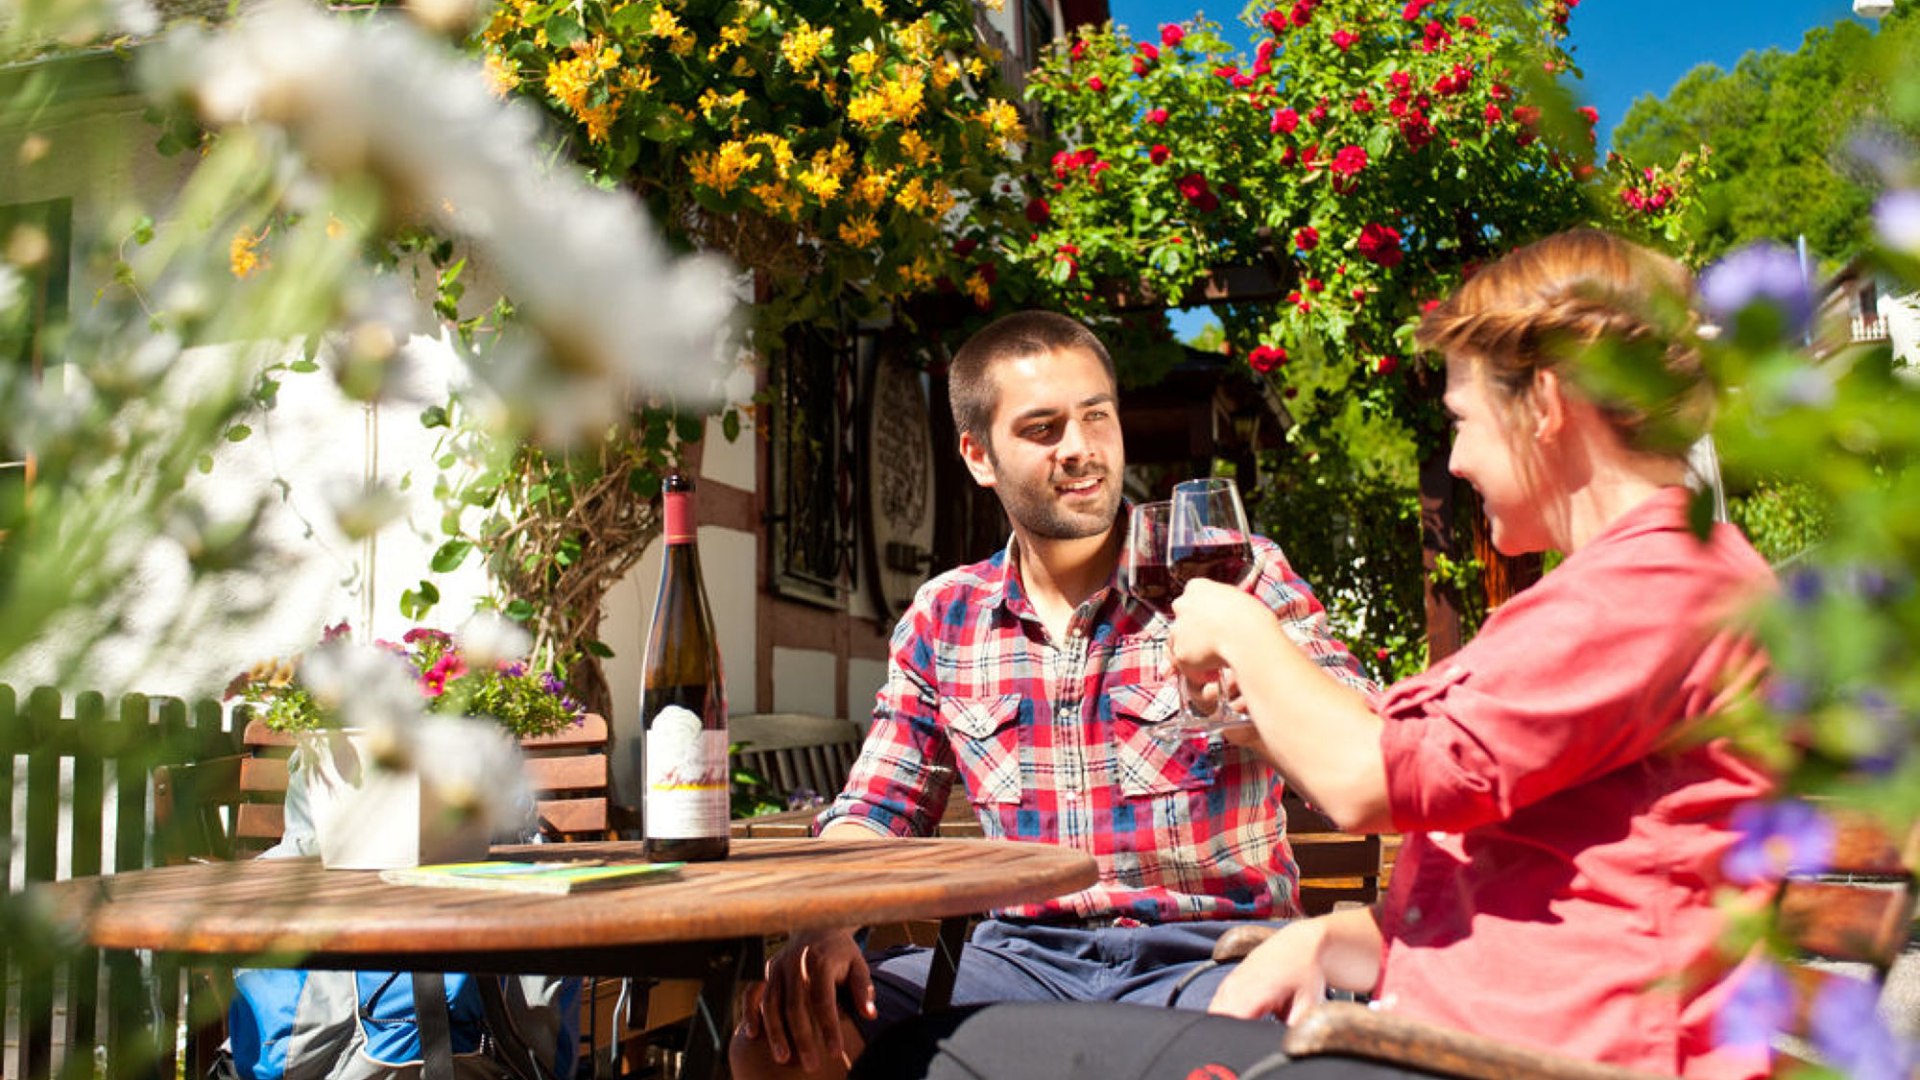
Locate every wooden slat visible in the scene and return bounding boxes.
[239,756,288,796]
[0,684,14,1078]
[522,714,608,751]
[235,803,287,844]
[535,798,608,836]
[1283,1000,1664,1080]
[524,754,607,792]
[1779,879,1915,969]
[1289,838,1383,881]
[66,694,107,1065]
[20,687,61,1080]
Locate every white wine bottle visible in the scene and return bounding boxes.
[622,471,730,860]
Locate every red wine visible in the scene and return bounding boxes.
[1130,564,1180,616]
[611,472,730,861]
[1172,542,1255,589]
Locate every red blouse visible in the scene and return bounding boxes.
[1374,487,1775,1079]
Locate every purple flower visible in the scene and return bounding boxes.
[1784,567,1823,607]
[1853,687,1909,775]
[503,661,527,678]
[1765,676,1811,716]
[1716,961,1795,1051]
[1698,242,1815,339]
[1725,800,1834,884]
[1875,189,1920,255]
[1811,976,1914,1080]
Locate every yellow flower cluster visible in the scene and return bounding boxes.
[781,22,833,70]
[848,49,879,78]
[897,17,935,59]
[838,215,881,247]
[483,53,521,98]
[851,169,893,208]
[544,38,626,143]
[229,229,266,279]
[688,140,763,196]
[650,5,695,54]
[847,66,925,130]
[979,99,1026,152]
[964,267,992,307]
[699,87,749,119]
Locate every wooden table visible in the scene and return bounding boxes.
[36,838,1097,1080]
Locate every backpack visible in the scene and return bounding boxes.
[218,761,583,1080]
[222,969,580,1080]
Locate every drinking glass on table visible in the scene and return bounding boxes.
[1158,477,1260,740]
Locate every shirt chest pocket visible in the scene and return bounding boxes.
[942,694,1024,806]
[1109,682,1217,798]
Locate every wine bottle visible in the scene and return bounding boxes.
[612,471,730,860]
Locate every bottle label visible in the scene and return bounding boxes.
[644,705,729,838]
[663,490,694,545]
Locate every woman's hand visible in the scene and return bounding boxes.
[1170,579,1285,713]
[1208,918,1332,1024]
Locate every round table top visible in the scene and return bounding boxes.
[38,838,1098,960]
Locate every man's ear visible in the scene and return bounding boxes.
[959,429,998,488]
[1531,367,1568,443]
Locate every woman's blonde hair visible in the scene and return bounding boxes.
[1414,228,1709,456]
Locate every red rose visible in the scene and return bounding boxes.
[1284,386,1298,399]
[1578,105,1599,125]
[1513,104,1540,127]
[1400,112,1433,150]
[954,238,978,257]
[1351,287,1366,302]
[1087,76,1106,92]
[1271,107,1299,134]
[1146,107,1169,125]
[1483,103,1502,123]
[1248,345,1287,374]
[1087,160,1111,185]
[1295,225,1319,250]
[1262,9,1288,33]
[1422,20,1451,52]
[1331,145,1368,176]
[1133,56,1150,77]
[1176,172,1214,206]
[1401,0,1427,19]
[1160,23,1185,47]
[1389,71,1413,94]
[1139,42,1160,60]
[1305,277,1324,293]
[1214,64,1239,80]
[1459,14,1477,28]
[1149,143,1170,165]
[1332,28,1358,50]
[1070,39,1087,61]
[1025,197,1051,224]
[1488,82,1509,99]
[1357,222,1404,267]
[1257,38,1278,63]
[1374,647,1391,662]
[1353,91,1374,114]
[1307,101,1328,126]
[1375,354,1399,376]
[1291,1,1314,27]
[1419,299,1439,313]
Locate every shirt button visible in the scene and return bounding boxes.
[1063,788,1080,801]
[1403,906,1421,926]
[1057,706,1073,720]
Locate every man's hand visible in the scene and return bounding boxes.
[1208,918,1330,1025]
[737,928,876,1073]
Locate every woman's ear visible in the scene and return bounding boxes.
[1530,367,1568,444]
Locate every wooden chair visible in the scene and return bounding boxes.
[1210,805,1919,1080]
[730,712,863,805]
[151,715,642,1079]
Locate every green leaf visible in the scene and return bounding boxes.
[431,539,473,572]
[420,405,450,429]
[225,425,252,442]
[545,14,585,49]
[584,638,614,658]
[504,599,536,620]
[722,410,742,442]
[289,359,320,373]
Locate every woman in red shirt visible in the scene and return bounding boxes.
[849,229,1777,1080]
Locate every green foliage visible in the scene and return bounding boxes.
[1612,7,1920,264]
[1728,480,1828,566]
[729,742,788,818]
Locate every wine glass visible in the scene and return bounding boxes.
[1122,501,1177,619]
[1159,477,1260,740]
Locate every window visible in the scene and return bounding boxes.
[0,198,71,539]
[768,324,857,606]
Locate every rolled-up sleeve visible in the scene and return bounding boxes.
[1377,582,1721,834]
[815,584,959,837]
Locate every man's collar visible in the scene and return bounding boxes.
[982,502,1136,621]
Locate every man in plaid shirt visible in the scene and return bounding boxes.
[732,311,1374,1080]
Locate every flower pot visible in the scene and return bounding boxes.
[295,727,497,870]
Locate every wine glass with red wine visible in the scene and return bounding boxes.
[1122,501,1176,618]
[1161,477,1260,738]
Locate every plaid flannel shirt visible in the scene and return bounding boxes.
[818,532,1377,923]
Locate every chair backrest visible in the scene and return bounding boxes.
[153,715,613,861]
[1779,806,1919,975]
[1284,790,1383,916]
[730,713,862,804]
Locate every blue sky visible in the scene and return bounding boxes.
[1098,0,1874,338]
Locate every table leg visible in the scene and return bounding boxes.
[918,917,969,1013]
[677,940,754,1080]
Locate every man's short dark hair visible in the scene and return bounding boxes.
[948,311,1116,443]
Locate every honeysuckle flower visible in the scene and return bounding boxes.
[1724,800,1834,884]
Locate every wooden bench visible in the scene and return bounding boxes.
[1214,804,1918,1080]
[730,712,862,808]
